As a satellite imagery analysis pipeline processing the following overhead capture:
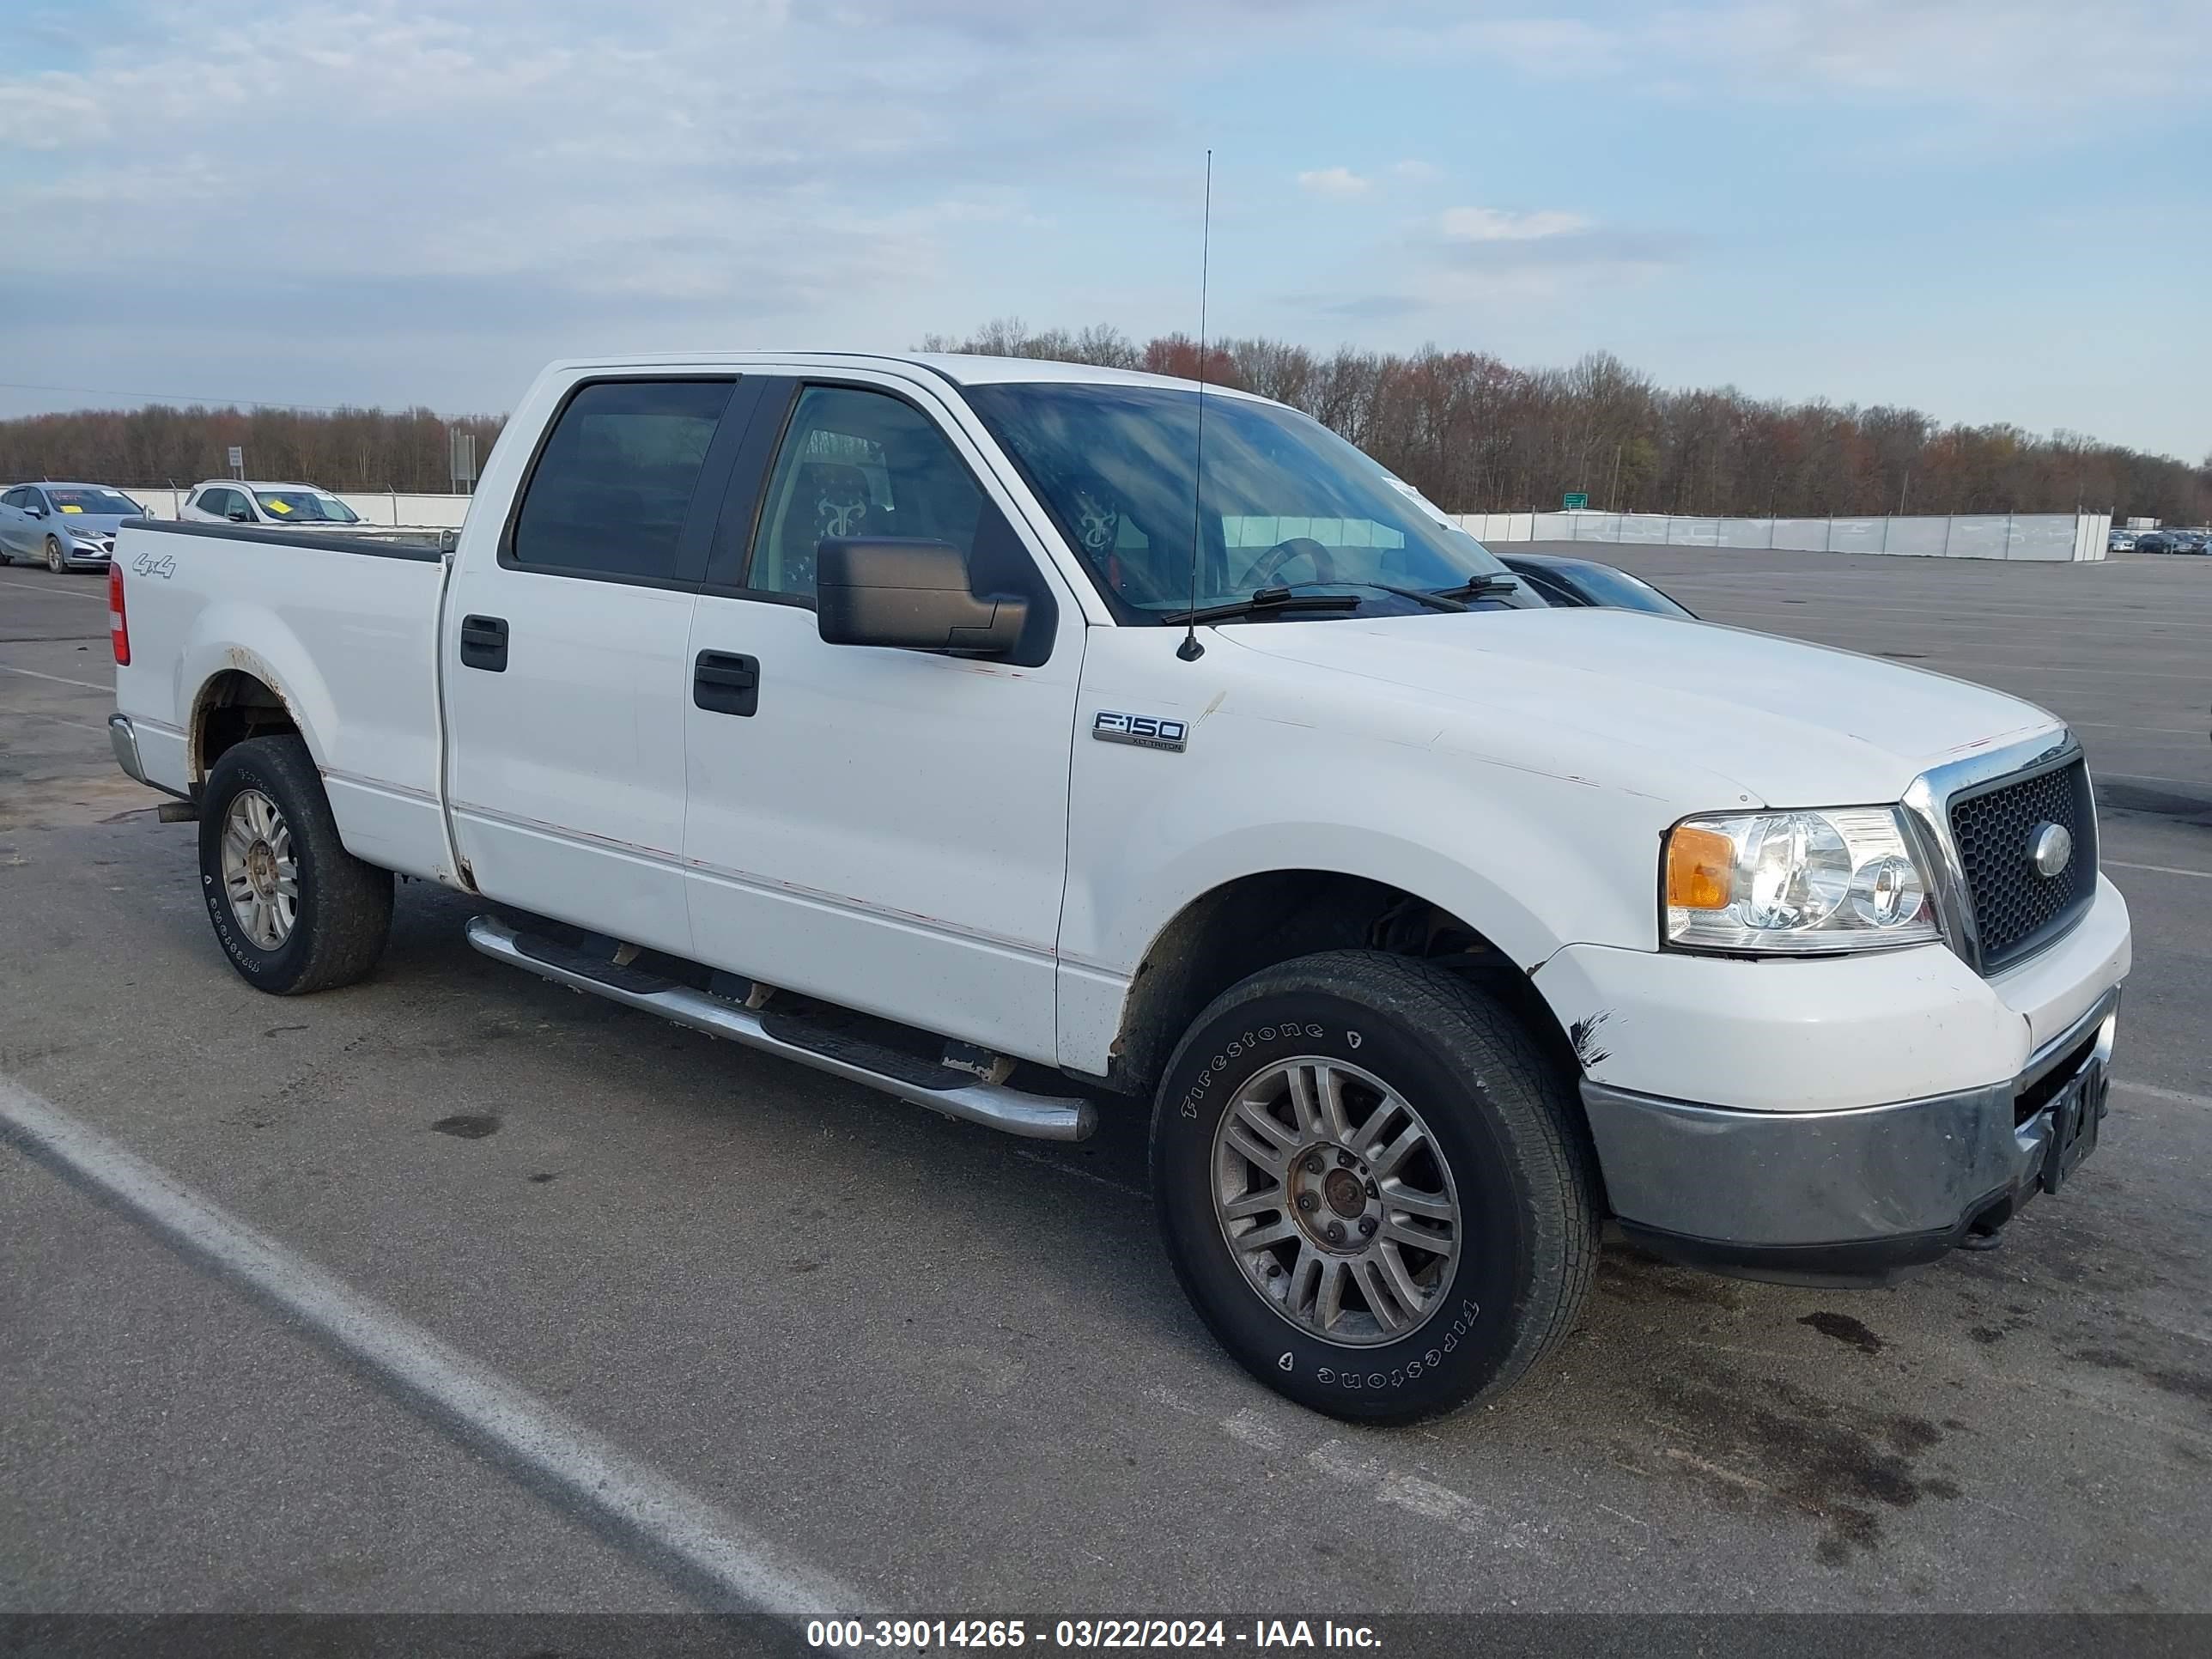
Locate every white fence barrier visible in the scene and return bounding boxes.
[112,489,2110,562]
[1455,509,2110,562]
[123,487,473,530]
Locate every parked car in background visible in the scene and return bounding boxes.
[2135,531,2186,555]
[180,480,369,532]
[1498,550,1698,618]
[0,482,144,572]
[2107,529,2138,553]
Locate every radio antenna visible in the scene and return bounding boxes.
[1176,149,1213,664]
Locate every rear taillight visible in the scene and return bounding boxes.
[109,562,130,665]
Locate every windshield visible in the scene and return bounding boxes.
[252,488,359,523]
[962,383,1522,621]
[46,487,140,516]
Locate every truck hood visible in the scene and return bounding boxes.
[1223,607,2059,808]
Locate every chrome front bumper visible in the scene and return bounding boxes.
[1582,983,2120,1285]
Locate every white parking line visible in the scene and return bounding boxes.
[2101,773,2212,793]
[0,662,110,692]
[0,1074,865,1618]
[2106,860,2212,882]
[2070,721,2211,738]
[21,708,109,735]
[2114,1079,2212,1109]
[0,576,104,600]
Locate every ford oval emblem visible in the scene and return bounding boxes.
[2029,822,2073,879]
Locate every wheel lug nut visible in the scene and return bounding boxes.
[1297,1193,1320,1212]
[1358,1216,1377,1237]
[1364,1179,1378,1200]
[1336,1150,1357,1168]
[1303,1153,1324,1175]
[1325,1221,1345,1244]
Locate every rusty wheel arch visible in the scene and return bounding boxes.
[191,667,301,785]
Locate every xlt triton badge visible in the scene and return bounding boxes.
[1093,710,1188,752]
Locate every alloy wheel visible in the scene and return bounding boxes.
[221,787,300,949]
[1210,1056,1462,1347]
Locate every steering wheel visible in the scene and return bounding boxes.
[1237,537,1338,591]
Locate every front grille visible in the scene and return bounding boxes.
[1949,757,2096,972]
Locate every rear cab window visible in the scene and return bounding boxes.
[507,379,737,583]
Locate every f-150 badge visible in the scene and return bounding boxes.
[1093,710,1188,752]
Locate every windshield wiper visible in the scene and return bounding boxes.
[1161,586,1365,626]
[1425,574,1522,602]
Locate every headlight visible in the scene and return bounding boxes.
[1663,806,1940,953]
[68,526,109,545]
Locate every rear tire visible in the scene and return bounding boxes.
[1151,950,1597,1423]
[198,734,392,994]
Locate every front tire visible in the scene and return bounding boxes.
[198,735,392,994]
[46,536,66,574]
[1151,951,1597,1423]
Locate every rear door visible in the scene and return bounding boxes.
[679,372,1085,1060]
[441,374,766,957]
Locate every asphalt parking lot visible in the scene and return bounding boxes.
[2,548,2208,1622]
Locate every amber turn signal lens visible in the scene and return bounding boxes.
[1666,825,1735,910]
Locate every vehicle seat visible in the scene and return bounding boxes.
[778,461,874,595]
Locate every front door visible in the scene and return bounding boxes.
[441,374,759,957]
[681,374,1085,1062]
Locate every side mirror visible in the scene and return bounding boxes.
[228,507,252,523]
[26,505,46,519]
[815,538,1027,656]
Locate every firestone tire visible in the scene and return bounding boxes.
[1151,950,1597,1424]
[198,734,392,995]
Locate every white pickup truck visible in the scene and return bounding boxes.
[108,353,2130,1422]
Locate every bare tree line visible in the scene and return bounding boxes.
[4,326,2205,524]
[921,319,2211,526]
[0,404,505,495]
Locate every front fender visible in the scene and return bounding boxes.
[1058,642,1688,1074]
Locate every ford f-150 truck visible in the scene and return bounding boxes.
[106,352,2130,1422]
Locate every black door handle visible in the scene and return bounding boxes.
[459,614,508,672]
[694,650,759,717]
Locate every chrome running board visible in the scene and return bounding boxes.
[465,915,1097,1142]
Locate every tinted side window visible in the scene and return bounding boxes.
[510,380,734,580]
[1,489,23,509]
[750,386,1000,599]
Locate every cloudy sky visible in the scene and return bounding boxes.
[3,0,2208,459]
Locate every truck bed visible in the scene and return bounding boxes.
[112,518,455,882]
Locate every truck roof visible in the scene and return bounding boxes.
[538,351,1267,400]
